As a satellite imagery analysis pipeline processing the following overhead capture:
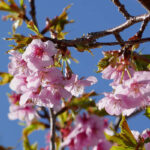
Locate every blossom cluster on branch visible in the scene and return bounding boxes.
[1,0,150,150]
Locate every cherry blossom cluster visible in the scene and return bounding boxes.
[8,39,97,124]
[97,50,150,116]
[8,93,39,125]
[61,113,112,150]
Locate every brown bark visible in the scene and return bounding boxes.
[137,0,150,11]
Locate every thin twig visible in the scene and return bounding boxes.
[88,13,150,40]
[114,116,122,132]
[29,0,38,28]
[114,32,124,47]
[111,0,132,19]
[50,108,56,150]
[126,108,144,119]
[137,17,149,38]
[114,108,144,132]
[55,106,68,117]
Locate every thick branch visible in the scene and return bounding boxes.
[111,0,132,19]
[45,37,150,49]
[43,13,150,48]
[137,0,150,12]
[50,108,56,150]
[29,0,38,28]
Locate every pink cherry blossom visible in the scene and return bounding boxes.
[22,39,57,72]
[102,65,134,85]
[31,87,70,111]
[8,50,28,76]
[9,74,28,93]
[114,71,150,107]
[65,74,97,97]
[8,93,39,125]
[61,114,107,150]
[8,103,39,125]
[8,93,21,104]
[97,92,136,116]
[98,71,150,116]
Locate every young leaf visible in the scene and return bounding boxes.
[44,5,74,39]
[133,54,150,71]
[5,34,32,51]
[0,72,13,85]
[144,106,150,119]
[106,116,137,149]
[27,21,42,37]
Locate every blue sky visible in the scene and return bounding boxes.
[0,0,150,149]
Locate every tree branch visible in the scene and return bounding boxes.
[111,0,132,19]
[137,17,149,38]
[55,106,68,117]
[114,116,122,132]
[45,36,150,49]
[126,108,144,119]
[29,0,38,28]
[114,32,124,47]
[43,13,150,49]
[88,13,150,40]
[50,108,56,150]
[137,0,150,12]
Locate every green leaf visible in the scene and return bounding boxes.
[5,34,32,51]
[0,1,20,12]
[144,106,150,119]
[20,0,24,7]
[23,122,46,150]
[0,1,12,11]
[133,54,150,71]
[23,122,45,138]
[46,5,74,39]
[119,116,137,146]
[97,51,119,72]
[27,21,42,37]
[110,146,136,150]
[68,92,97,109]
[88,107,108,117]
[0,72,13,85]
[105,117,137,149]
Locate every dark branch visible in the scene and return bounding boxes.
[126,108,144,119]
[55,106,68,116]
[137,17,149,38]
[50,108,56,150]
[111,0,132,19]
[114,32,124,47]
[137,0,150,12]
[45,37,150,48]
[88,14,150,40]
[114,108,144,132]
[29,0,38,28]
[114,116,122,132]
